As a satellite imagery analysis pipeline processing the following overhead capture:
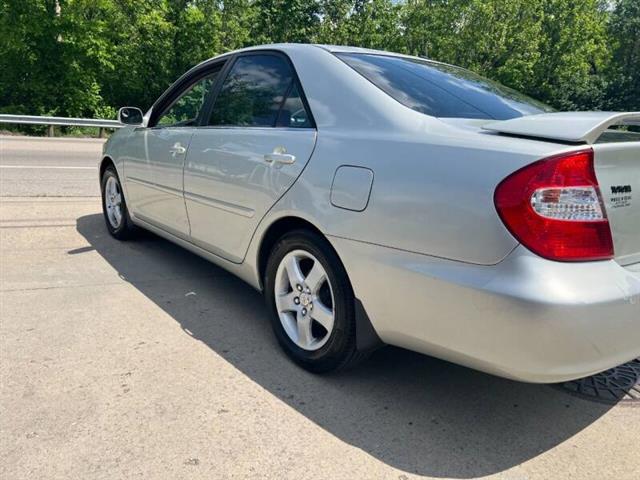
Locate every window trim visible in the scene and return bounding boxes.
[200,49,317,130]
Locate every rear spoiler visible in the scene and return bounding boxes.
[482,111,640,144]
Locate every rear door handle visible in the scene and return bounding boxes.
[169,143,187,156]
[264,152,296,164]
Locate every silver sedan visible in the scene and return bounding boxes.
[100,44,640,382]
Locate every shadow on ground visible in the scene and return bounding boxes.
[77,214,615,478]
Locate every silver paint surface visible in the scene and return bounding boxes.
[330,166,374,212]
[103,44,640,382]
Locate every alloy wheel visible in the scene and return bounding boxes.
[274,249,335,351]
[104,175,123,229]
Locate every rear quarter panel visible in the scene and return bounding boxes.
[278,45,571,265]
[280,126,567,265]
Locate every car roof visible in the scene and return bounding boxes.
[241,43,417,58]
[313,44,411,56]
[224,43,455,69]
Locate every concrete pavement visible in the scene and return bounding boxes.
[0,136,102,197]
[1,136,639,479]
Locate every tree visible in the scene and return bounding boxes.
[316,0,352,45]
[251,0,321,44]
[0,0,637,127]
[400,0,613,110]
[344,0,402,50]
[219,0,257,51]
[529,0,610,110]
[0,0,108,117]
[605,0,640,110]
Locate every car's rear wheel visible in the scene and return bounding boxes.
[264,230,361,372]
[101,166,135,240]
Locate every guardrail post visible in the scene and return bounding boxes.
[47,125,55,137]
[99,127,105,138]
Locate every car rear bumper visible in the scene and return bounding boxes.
[330,237,640,383]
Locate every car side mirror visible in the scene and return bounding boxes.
[117,107,144,126]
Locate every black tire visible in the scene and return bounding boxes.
[264,229,362,373]
[100,166,136,240]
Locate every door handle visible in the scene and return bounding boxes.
[264,153,296,164]
[264,147,295,165]
[169,143,187,156]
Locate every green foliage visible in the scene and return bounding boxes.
[0,0,105,117]
[530,0,610,110]
[251,0,321,44]
[0,0,638,125]
[605,0,640,110]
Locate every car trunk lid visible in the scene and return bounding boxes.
[592,142,640,265]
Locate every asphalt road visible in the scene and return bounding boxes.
[0,136,102,197]
[1,135,638,479]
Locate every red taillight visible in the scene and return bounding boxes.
[494,148,614,262]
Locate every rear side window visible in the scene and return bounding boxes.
[276,83,312,128]
[336,53,553,120]
[209,54,309,127]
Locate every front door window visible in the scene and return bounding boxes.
[156,73,218,127]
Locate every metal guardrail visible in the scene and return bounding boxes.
[0,114,123,137]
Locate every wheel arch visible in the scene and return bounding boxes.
[256,216,325,289]
[99,155,116,180]
[99,155,130,205]
[255,215,383,353]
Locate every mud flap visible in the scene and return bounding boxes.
[355,297,384,352]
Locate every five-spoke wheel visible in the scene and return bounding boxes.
[265,229,361,372]
[275,250,335,351]
[101,165,135,239]
[104,176,123,229]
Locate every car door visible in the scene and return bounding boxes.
[131,69,221,238]
[184,52,317,263]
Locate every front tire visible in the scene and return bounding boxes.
[264,230,360,373]
[101,166,135,240]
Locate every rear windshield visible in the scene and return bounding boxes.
[336,53,554,120]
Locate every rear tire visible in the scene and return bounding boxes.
[101,166,136,240]
[264,229,361,373]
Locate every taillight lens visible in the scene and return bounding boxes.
[494,148,614,262]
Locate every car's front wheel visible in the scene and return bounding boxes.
[101,166,135,240]
[264,230,362,373]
